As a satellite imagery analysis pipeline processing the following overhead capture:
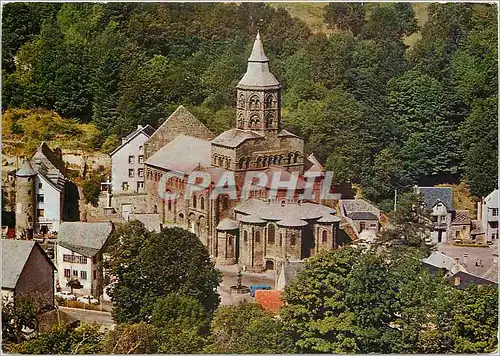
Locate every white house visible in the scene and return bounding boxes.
[110,125,156,195]
[34,169,64,234]
[415,186,453,244]
[478,190,498,242]
[56,222,113,297]
[32,142,66,235]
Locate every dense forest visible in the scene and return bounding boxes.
[2,2,498,210]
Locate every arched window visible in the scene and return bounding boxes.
[266,94,275,109]
[168,198,172,211]
[289,234,296,246]
[200,196,205,210]
[244,230,248,243]
[225,158,230,169]
[266,113,274,128]
[192,195,197,209]
[153,204,158,214]
[279,233,283,246]
[239,157,246,169]
[268,224,275,244]
[178,212,184,222]
[322,230,328,243]
[238,94,245,108]
[222,196,229,210]
[213,155,217,165]
[255,231,261,243]
[218,157,223,167]
[249,95,260,109]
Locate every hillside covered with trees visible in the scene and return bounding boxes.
[2,2,497,209]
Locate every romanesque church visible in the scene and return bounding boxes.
[107,33,342,271]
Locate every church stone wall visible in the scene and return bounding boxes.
[144,106,214,159]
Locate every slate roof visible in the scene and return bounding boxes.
[32,142,63,171]
[57,222,113,258]
[340,199,380,219]
[447,270,497,289]
[2,240,56,289]
[415,186,453,210]
[276,217,308,227]
[451,210,471,225]
[145,135,211,174]
[216,218,239,231]
[239,214,266,224]
[237,33,281,90]
[277,129,299,138]
[423,251,468,274]
[235,198,335,222]
[317,214,341,223]
[347,212,378,220]
[16,159,37,177]
[110,125,155,156]
[305,153,324,173]
[211,128,263,148]
[484,189,499,208]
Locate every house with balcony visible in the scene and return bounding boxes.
[56,222,113,297]
[415,186,454,244]
[478,190,498,243]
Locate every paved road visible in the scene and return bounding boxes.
[59,306,115,331]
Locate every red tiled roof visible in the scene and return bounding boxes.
[255,290,284,314]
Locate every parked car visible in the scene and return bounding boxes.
[77,295,99,304]
[55,291,76,301]
[249,285,272,297]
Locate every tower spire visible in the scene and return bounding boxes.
[248,31,269,63]
[237,32,280,90]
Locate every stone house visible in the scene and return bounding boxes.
[14,143,67,239]
[110,124,155,196]
[339,199,380,242]
[478,190,498,242]
[415,186,454,243]
[56,222,113,297]
[2,240,56,311]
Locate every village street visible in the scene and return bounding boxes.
[216,264,275,305]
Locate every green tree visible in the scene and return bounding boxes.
[238,316,295,354]
[376,192,434,253]
[15,325,102,354]
[459,97,498,197]
[204,301,269,353]
[101,323,160,354]
[281,248,361,353]
[449,284,498,353]
[324,3,365,36]
[107,224,221,323]
[151,294,208,333]
[2,297,38,344]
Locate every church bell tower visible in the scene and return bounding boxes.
[236,32,281,134]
